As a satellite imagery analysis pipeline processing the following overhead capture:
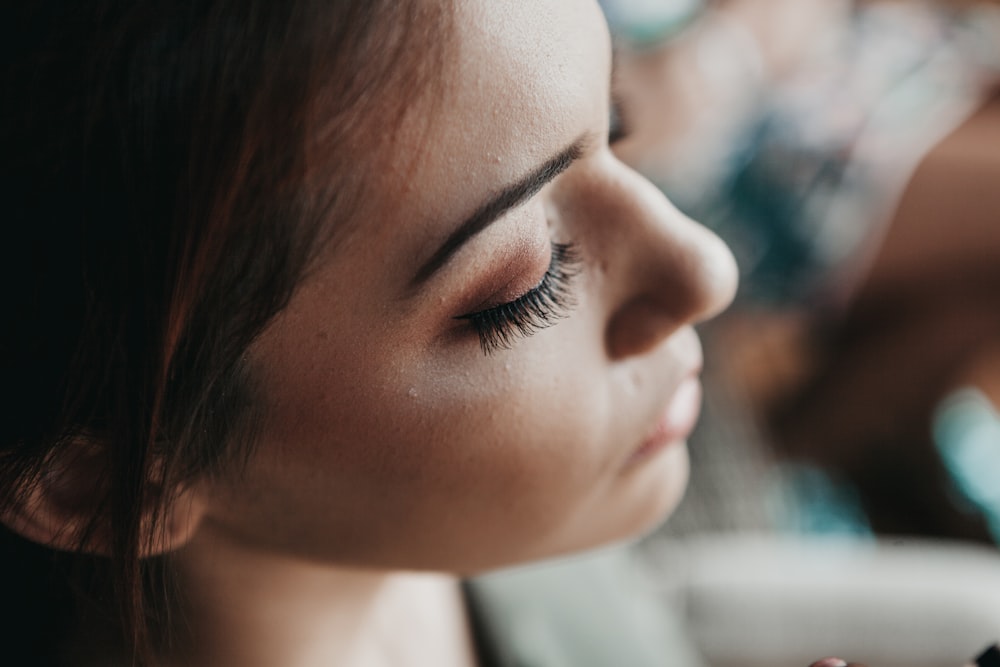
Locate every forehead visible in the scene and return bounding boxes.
[349,0,611,250]
[451,1,607,147]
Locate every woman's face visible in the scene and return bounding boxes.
[195,0,737,572]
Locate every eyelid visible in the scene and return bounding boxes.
[456,242,580,354]
[412,136,591,288]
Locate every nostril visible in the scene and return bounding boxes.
[604,230,737,360]
[606,297,681,360]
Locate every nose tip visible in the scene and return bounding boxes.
[691,222,739,323]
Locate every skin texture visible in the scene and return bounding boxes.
[159,0,737,664]
[189,0,735,571]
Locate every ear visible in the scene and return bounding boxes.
[1,439,208,557]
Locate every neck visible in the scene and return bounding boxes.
[157,525,477,667]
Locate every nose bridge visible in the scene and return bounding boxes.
[572,155,737,359]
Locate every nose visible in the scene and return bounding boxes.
[559,153,738,359]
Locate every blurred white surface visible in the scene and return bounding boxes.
[644,535,1000,667]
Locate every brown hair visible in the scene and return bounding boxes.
[2,1,448,662]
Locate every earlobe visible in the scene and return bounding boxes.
[0,441,208,557]
[142,485,207,557]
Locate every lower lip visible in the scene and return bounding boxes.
[628,377,702,465]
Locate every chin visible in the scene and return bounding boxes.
[610,441,691,541]
[521,443,691,565]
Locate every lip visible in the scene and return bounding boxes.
[627,374,703,466]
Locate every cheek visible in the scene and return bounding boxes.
[420,354,612,482]
[316,348,615,508]
[233,285,670,570]
[254,324,617,537]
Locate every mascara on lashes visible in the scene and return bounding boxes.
[457,242,580,354]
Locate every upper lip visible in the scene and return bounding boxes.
[664,329,703,390]
[639,330,703,438]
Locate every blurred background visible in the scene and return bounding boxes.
[604,0,1000,665]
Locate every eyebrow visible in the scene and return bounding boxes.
[411,135,591,286]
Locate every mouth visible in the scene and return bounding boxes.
[626,372,703,467]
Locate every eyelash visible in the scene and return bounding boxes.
[457,242,581,354]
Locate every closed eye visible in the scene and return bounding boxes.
[456,242,580,354]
